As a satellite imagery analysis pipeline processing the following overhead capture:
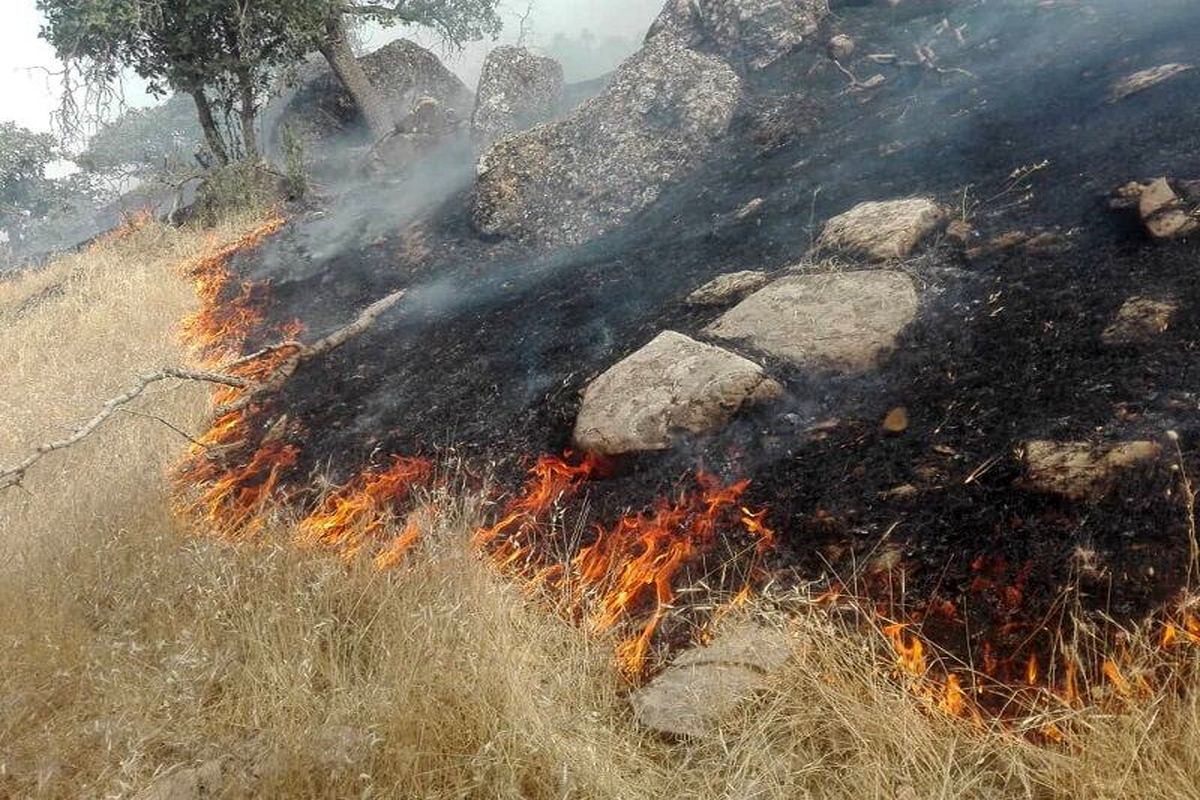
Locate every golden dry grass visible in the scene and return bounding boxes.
[2,216,1200,799]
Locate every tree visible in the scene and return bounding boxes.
[292,1,504,139]
[39,0,313,164]
[0,123,58,243]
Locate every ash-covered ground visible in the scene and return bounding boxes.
[225,0,1200,685]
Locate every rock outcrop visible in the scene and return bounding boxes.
[273,40,474,154]
[573,331,781,455]
[1111,63,1194,102]
[647,0,828,70]
[819,198,947,260]
[631,624,795,737]
[1021,440,1162,501]
[472,35,742,247]
[1124,178,1199,239]
[471,46,565,146]
[706,271,919,373]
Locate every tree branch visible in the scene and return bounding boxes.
[0,289,406,492]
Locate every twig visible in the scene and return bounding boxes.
[0,368,247,490]
[0,290,406,492]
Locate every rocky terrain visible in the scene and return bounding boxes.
[191,0,1200,713]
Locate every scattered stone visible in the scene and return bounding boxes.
[735,197,766,221]
[685,271,771,306]
[573,331,782,455]
[1111,63,1194,102]
[133,760,223,800]
[1102,297,1180,345]
[882,406,910,434]
[1138,178,1199,239]
[881,483,920,501]
[631,624,795,737]
[964,228,1069,260]
[819,198,947,260]
[828,34,856,60]
[706,271,919,373]
[1021,440,1162,501]
[944,218,974,246]
[471,46,565,146]
[472,35,741,246]
[647,0,828,70]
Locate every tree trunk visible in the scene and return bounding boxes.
[317,11,395,139]
[236,68,260,161]
[191,89,231,167]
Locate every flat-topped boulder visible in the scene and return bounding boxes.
[1102,296,1180,345]
[471,46,565,146]
[573,331,781,455]
[705,271,919,373]
[472,35,742,247]
[647,0,828,70]
[819,198,947,260]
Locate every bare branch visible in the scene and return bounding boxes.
[0,368,247,491]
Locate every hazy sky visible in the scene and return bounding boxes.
[0,0,660,133]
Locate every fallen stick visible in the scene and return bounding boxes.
[0,368,248,490]
[0,289,406,492]
[215,289,406,417]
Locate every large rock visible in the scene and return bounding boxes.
[471,46,565,146]
[819,198,947,260]
[472,35,742,247]
[706,271,919,373]
[1021,440,1162,501]
[273,40,474,153]
[573,331,781,455]
[647,0,828,70]
[632,624,795,737]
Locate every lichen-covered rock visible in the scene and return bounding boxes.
[685,270,771,306]
[647,0,828,70]
[471,46,565,146]
[706,271,919,373]
[273,40,474,153]
[573,331,781,455]
[819,198,947,260]
[1021,440,1162,501]
[472,35,741,247]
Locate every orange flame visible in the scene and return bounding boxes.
[295,457,434,561]
[883,623,928,676]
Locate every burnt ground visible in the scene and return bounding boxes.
[224,0,1200,690]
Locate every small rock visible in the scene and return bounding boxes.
[1111,63,1194,102]
[631,624,795,737]
[706,271,919,373]
[944,218,974,246]
[734,197,766,220]
[881,484,919,501]
[1102,297,1180,345]
[819,198,947,260]
[882,406,910,434]
[1021,440,1162,501]
[1139,178,1198,239]
[134,761,223,800]
[685,271,771,306]
[828,34,856,60]
[573,331,782,455]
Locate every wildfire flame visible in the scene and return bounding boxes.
[295,457,434,561]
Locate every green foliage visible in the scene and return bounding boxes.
[193,161,288,225]
[0,123,57,215]
[280,126,309,201]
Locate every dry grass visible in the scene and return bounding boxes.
[2,216,1200,799]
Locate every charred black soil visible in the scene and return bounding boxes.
[216,0,1200,693]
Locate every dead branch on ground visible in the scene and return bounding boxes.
[0,289,406,491]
